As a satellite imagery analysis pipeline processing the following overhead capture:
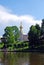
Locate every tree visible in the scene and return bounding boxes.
[35,24,41,36]
[28,24,41,48]
[41,19,44,35]
[3,26,20,44]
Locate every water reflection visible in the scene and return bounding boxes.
[0,52,44,65]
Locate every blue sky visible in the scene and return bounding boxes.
[0,0,44,36]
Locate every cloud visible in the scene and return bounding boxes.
[0,5,42,35]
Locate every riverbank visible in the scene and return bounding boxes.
[0,48,44,53]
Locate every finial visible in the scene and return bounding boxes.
[20,22,23,33]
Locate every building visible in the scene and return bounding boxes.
[19,22,28,41]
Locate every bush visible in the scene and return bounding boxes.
[7,46,14,51]
[0,43,4,49]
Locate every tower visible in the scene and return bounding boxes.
[19,22,23,41]
[20,22,23,33]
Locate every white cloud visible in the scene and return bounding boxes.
[19,15,42,26]
[0,5,42,35]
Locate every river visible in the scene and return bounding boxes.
[0,52,44,65]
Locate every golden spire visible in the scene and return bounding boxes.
[20,22,23,33]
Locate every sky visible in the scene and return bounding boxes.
[0,0,44,36]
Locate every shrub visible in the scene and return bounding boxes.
[0,43,4,49]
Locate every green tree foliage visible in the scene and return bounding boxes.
[35,24,41,36]
[3,26,20,44]
[0,42,4,49]
[41,19,44,35]
[28,24,41,47]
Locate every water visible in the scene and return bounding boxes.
[0,52,44,65]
